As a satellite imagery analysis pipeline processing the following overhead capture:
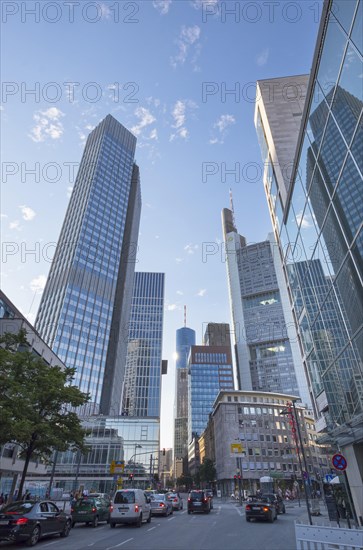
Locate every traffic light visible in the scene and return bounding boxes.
[234,475,237,480]
[238,475,241,480]
[129,473,134,480]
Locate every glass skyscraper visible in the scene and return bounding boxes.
[188,344,234,441]
[174,325,196,463]
[222,208,311,408]
[35,115,141,416]
[122,271,165,418]
[255,0,362,523]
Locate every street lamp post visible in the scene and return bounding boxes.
[280,400,313,525]
[132,444,143,485]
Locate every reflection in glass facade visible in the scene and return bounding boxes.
[188,345,234,441]
[255,0,362,523]
[174,326,196,461]
[45,417,159,493]
[35,115,141,416]
[122,272,165,418]
[222,209,310,406]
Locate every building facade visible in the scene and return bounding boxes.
[174,325,196,469]
[35,115,141,416]
[188,344,234,441]
[222,209,310,407]
[210,390,332,497]
[255,0,362,522]
[122,272,165,418]
[0,291,66,497]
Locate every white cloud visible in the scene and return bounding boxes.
[175,258,183,263]
[19,205,36,221]
[131,107,156,136]
[9,220,22,231]
[149,128,158,140]
[296,211,312,229]
[170,100,198,141]
[256,48,269,66]
[29,107,65,143]
[209,114,236,145]
[30,274,47,293]
[100,3,111,18]
[197,288,207,297]
[155,235,160,239]
[184,243,199,254]
[1,213,8,219]
[153,0,172,14]
[176,290,184,295]
[167,303,178,311]
[171,25,201,68]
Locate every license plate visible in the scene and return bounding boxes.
[118,507,128,511]
[194,502,201,506]
[252,507,260,510]
[78,511,88,514]
[0,520,8,525]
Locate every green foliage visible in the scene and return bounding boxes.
[199,458,216,483]
[0,329,90,496]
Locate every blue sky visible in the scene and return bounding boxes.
[1,0,322,447]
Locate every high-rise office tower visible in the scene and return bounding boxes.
[222,208,310,407]
[188,341,234,442]
[122,272,165,418]
[174,315,196,465]
[254,0,362,521]
[203,322,232,347]
[35,115,141,416]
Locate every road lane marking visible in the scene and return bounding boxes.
[167,516,176,521]
[105,538,134,549]
[236,508,244,516]
[41,542,64,548]
[147,526,156,531]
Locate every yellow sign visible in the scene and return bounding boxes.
[110,460,124,474]
[110,460,115,474]
[116,477,123,489]
[230,443,244,454]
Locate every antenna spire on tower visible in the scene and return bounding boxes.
[184,305,187,328]
[229,188,236,227]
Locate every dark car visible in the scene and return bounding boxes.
[0,500,71,546]
[187,490,211,514]
[205,489,214,510]
[71,496,111,527]
[262,493,286,514]
[245,495,278,523]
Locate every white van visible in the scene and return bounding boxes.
[110,489,151,527]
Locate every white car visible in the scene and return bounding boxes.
[110,489,151,528]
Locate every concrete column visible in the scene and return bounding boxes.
[342,444,363,526]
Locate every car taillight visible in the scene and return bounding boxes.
[134,505,139,513]
[15,518,29,525]
[109,505,113,513]
[187,498,191,502]
[263,507,269,512]
[92,507,96,513]
[203,498,208,503]
[174,498,178,502]
[245,505,251,511]
[159,503,165,507]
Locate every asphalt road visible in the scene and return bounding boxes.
[0,500,303,550]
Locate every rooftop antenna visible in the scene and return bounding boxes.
[184,305,187,328]
[229,188,236,227]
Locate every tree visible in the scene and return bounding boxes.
[0,330,90,499]
[199,458,216,484]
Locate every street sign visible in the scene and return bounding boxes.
[332,453,347,471]
[324,474,335,483]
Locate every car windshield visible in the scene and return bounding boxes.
[167,493,176,500]
[152,494,166,502]
[2,502,35,514]
[114,492,135,504]
[75,498,96,508]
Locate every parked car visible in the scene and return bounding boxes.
[166,492,183,510]
[110,489,151,527]
[71,496,110,527]
[0,500,71,546]
[262,493,286,514]
[245,495,278,523]
[187,490,211,514]
[150,494,173,516]
[205,489,214,510]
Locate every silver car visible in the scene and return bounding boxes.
[166,492,183,510]
[150,494,173,516]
